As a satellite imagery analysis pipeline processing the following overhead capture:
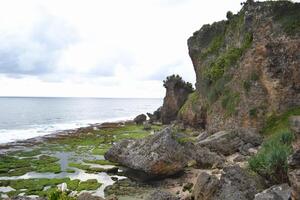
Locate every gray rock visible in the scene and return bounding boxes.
[254,184,291,200]
[288,150,300,200]
[134,114,147,125]
[197,128,262,156]
[194,147,225,168]
[215,165,264,200]
[104,127,194,178]
[77,193,105,200]
[146,190,178,200]
[192,172,220,200]
[192,165,265,200]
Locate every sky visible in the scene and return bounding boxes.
[0,0,244,98]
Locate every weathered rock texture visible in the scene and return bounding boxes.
[105,127,224,178]
[181,0,300,132]
[289,116,300,200]
[254,184,291,200]
[145,190,178,200]
[192,165,264,200]
[197,128,262,156]
[161,75,194,124]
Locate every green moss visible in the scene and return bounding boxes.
[68,162,90,171]
[48,189,76,200]
[249,130,294,184]
[221,90,240,116]
[262,107,300,135]
[0,154,61,177]
[77,179,101,191]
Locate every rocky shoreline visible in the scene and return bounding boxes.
[1,0,300,199]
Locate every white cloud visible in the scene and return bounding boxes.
[0,0,246,97]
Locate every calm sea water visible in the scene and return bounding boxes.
[0,97,162,144]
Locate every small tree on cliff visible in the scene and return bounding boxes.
[163,74,194,92]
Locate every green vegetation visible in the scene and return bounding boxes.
[249,130,294,184]
[221,90,240,116]
[273,1,300,35]
[0,154,61,177]
[249,107,300,184]
[77,179,101,191]
[0,178,102,197]
[0,123,161,198]
[48,189,76,200]
[200,35,224,60]
[178,92,199,115]
[262,107,300,135]
[163,74,194,92]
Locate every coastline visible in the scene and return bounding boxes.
[0,119,135,155]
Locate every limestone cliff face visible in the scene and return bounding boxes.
[180,0,300,133]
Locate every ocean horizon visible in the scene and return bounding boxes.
[0,97,162,144]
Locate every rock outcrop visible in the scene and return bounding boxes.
[192,165,264,200]
[289,116,300,200]
[161,75,194,124]
[254,184,291,200]
[105,127,224,178]
[197,128,262,156]
[134,114,147,125]
[180,0,300,132]
[145,190,178,200]
[104,127,193,178]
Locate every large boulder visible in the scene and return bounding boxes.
[145,190,178,200]
[104,127,193,178]
[134,114,147,125]
[78,193,105,200]
[161,75,194,124]
[192,165,264,200]
[197,128,262,156]
[254,184,291,200]
[105,127,223,178]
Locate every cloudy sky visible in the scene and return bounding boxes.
[0,0,244,98]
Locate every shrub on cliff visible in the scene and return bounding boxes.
[249,130,294,184]
[163,74,194,92]
[48,189,76,200]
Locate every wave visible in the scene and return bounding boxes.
[0,116,135,144]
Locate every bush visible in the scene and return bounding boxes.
[249,131,294,184]
[48,189,76,200]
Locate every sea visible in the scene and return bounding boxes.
[0,97,162,144]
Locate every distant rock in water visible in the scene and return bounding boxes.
[161,75,194,124]
[134,114,147,125]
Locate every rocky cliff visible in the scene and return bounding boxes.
[179,0,300,133]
